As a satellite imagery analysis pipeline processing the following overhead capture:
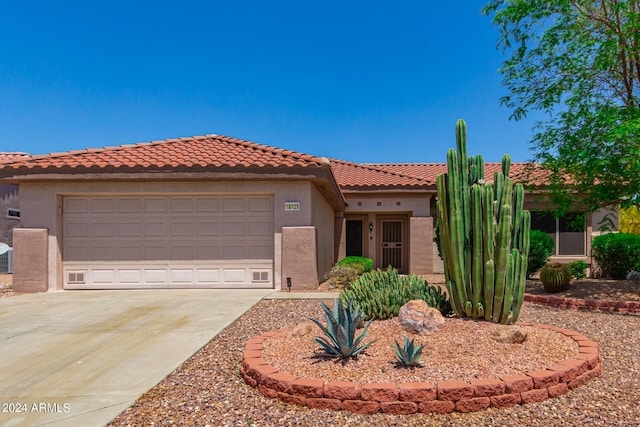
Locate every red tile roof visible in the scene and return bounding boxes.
[0,153,31,164]
[0,135,330,172]
[370,162,550,188]
[0,136,551,189]
[330,159,433,190]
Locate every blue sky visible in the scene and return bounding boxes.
[0,1,544,163]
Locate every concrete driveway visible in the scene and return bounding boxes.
[0,289,272,427]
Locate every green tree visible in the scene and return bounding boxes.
[483,0,640,213]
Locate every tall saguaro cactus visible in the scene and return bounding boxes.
[436,119,530,324]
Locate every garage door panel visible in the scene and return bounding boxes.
[92,222,115,237]
[118,223,142,237]
[144,222,167,237]
[196,198,220,212]
[63,195,274,288]
[117,199,141,212]
[143,198,166,212]
[250,197,273,211]
[92,199,115,213]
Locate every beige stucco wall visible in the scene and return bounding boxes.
[343,193,430,216]
[12,228,48,292]
[310,184,336,281]
[18,179,329,290]
[409,216,433,274]
[281,226,318,289]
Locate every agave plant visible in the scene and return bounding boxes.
[308,298,376,359]
[391,336,425,367]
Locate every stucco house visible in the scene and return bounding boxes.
[0,135,610,292]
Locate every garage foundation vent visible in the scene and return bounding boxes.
[252,271,270,283]
[67,272,86,285]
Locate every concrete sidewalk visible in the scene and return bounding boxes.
[0,289,271,427]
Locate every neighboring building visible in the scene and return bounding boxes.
[0,136,611,292]
[0,153,31,246]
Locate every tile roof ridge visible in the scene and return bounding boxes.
[5,133,329,166]
[205,134,328,164]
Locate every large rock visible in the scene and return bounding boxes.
[291,321,316,337]
[626,270,640,280]
[398,300,445,334]
[492,326,528,344]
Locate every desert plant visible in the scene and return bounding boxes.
[391,336,425,367]
[308,298,376,359]
[337,256,373,272]
[591,233,640,279]
[568,260,588,279]
[540,262,572,292]
[326,263,365,289]
[436,119,530,324]
[528,230,555,278]
[340,268,451,320]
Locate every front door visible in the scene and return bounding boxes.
[379,217,407,273]
[345,219,364,257]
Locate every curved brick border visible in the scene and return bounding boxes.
[524,293,640,313]
[240,323,601,414]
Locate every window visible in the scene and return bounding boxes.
[530,211,586,256]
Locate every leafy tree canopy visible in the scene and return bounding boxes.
[483,0,640,214]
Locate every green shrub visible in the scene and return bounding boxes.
[568,260,588,279]
[592,233,640,279]
[308,298,376,359]
[528,230,555,278]
[340,268,451,320]
[337,256,373,272]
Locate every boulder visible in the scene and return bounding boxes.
[291,321,316,337]
[492,326,528,344]
[398,300,445,334]
[626,270,640,280]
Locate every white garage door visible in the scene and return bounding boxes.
[62,195,273,289]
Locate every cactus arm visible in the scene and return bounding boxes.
[456,120,472,303]
[502,154,511,177]
[446,149,469,312]
[484,259,495,321]
[500,249,517,324]
[471,184,484,318]
[492,203,512,322]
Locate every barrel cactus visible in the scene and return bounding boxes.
[436,119,530,324]
[540,262,572,293]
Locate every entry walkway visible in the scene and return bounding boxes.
[0,289,271,427]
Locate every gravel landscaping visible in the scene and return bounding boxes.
[109,292,640,426]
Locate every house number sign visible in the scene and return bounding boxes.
[284,201,301,211]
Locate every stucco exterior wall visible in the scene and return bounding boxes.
[18,179,325,290]
[310,184,336,282]
[343,193,430,216]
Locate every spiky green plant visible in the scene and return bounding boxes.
[340,268,451,320]
[391,336,425,367]
[308,298,376,359]
[540,262,572,292]
[436,119,530,324]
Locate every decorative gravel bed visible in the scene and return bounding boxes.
[110,299,640,426]
[261,318,579,384]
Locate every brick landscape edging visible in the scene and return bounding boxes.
[240,323,601,415]
[524,294,640,313]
